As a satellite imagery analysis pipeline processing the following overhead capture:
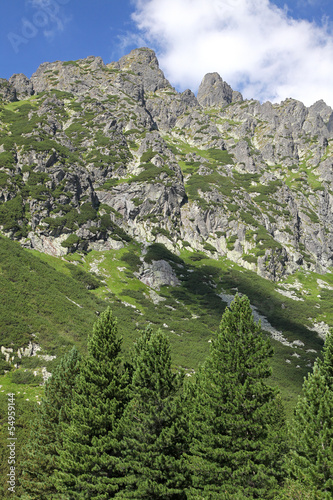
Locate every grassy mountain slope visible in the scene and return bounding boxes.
[0,234,329,417]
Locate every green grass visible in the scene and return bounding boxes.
[0,372,44,400]
[0,236,107,354]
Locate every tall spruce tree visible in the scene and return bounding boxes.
[187,294,286,499]
[116,327,190,499]
[287,332,333,497]
[20,346,81,500]
[56,307,128,499]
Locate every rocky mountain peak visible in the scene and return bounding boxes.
[2,48,333,284]
[114,47,172,93]
[197,72,243,108]
[117,47,160,70]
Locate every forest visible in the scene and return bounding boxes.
[0,294,332,499]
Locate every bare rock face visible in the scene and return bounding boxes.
[9,73,34,99]
[115,47,172,94]
[2,47,333,282]
[0,79,16,103]
[180,89,199,107]
[197,72,243,107]
[137,260,180,290]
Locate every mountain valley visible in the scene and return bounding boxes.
[1,47,333,415]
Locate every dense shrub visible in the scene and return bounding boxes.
[65,263,101,290]
[11,370,43,385]
[144,243,183,264]
[121,251,142,271]
[61,234,81,248]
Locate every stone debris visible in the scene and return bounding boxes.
[276,288,304,301]
[89,256,105,275]
[317,279,333,290]
[149,290,166,304]
[42,367,52,382]
[17,342,41,359]
[308,321,331,340]
[38,355,57,361]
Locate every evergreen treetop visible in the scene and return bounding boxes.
[187,294,286,499]
[21,346,81,500]
[288,331,333,497]
[317,330,333,389]
[56,307,128,499]
[116,327,189,499]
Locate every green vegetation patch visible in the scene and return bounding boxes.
[129,163,175,184]
[206,148,234,164]
[0,236,106,352]
[0,195,28,237]
[144,243,183,264]
[140,149,157,163]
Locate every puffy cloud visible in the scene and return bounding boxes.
[130,0,333,106]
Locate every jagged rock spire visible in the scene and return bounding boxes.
[197,72,243,108]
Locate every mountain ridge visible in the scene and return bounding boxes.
[1,47,333,284]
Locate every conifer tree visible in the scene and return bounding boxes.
[318,330,333,388]
[21,346,81,500]
[276,479,327,499]
[116,327,190,499]
[56,307,128,499]
[187,294,286,499]
[288,332,333,497]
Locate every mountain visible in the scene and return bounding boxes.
[2,47,333,279]
[1,47,332,413]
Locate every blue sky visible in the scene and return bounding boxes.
[0,1,139,78]
[1,0,333,106]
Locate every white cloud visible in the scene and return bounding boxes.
[130,0,333,107]
[116,31,148,54]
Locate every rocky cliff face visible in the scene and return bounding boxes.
[1,47,333,281]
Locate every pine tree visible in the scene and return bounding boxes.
[56,307,129,499]
[318,330,333,388]
[116,327,190,499]
[187,294,286,499]
[288,332,333,497]
[21,346,81,500]
[275,479,327,499]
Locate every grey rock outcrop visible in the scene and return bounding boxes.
[0,79,16,103]
[197,72,243,107]
[138,260,180,289]
[9,73,34,99]
[115,47,172,94]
